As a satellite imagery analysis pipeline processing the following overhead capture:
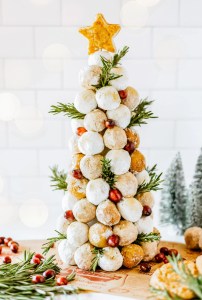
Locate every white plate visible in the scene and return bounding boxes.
[54,293,130,300]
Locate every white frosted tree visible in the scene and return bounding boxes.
[160,152,188,234]
[186,149,202,228]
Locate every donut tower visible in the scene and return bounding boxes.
[55,14,161,272]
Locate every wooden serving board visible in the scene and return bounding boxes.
[1,240,201,299]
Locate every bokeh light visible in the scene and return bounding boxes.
[14,106,44,137]
[19,199,48,228]
[0,197,15,225]
[43,43,71,72]
[0,93,21,122]
[137,0,161,7]
[121,1,149,28]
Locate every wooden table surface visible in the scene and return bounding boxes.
[1,240,201,299]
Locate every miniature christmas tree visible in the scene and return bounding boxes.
[160,153,188,234]
[186,149,202,228]
[47,14,162,272]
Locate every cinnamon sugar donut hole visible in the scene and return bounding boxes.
[130,149,146,173]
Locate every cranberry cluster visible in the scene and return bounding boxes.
[155,247,178,264]
[0,236,20,264]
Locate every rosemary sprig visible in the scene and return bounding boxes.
[127,98,157,128]
[135,232,161,244]
[49,102,85,119]
[136,164,163,195]
[50,165,68,191]
[0,251,78,300]
[94,46,129,88]
[90,248,105,272]
[42,230,67,255]
[101,158,117,188]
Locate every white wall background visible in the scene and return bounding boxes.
[0,0,202,240]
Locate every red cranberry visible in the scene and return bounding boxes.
[124,141,135,154]
[64,210,75,221]
[118,89,127,99]
[140,262,151,272]
[8,240,19,247]
[109,189,122,203]
[72,169,83,179]
[34,253,44,260]
[56,276,68,286]
[155,253,165,263]
[160,247,169,256]
[168,249,178,257]
[31,257,41,265]
[32,275,45,284]
[105,119,115,129]
[4,237,12,246]
[0,237,5,244]
[107,235,120,247]
[3,256,11,264]
[163,257,169,264]
[0,245,2,254]
[76,127,87,136]
[43,269,56,279]
[142,205,152,217]
[10,243,19,253]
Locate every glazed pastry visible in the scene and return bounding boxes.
[56,214,71,234]
[89,222,113,248]
[84,109,107,132]
[136,169,150,185]
[57,239,77,266]
[98,247,123,271]
[110,67,128,90]
[79,65,101,90]
[80,154,103,180]
[74,90,97,114]
[78,131,104,155]
[136,216,154,234]
[121,244,144,268]
[117,197,143,222]
[68,135,80,154]
[74,243,95,271]
[106,149,131,175]
[115,172,138,197]
[71,119,84,135]
[122,86,140,111]
[125,128,140,147]
[184,227,202,250]
[88,50,112,67]
[67,221,89,247]
[96,86,121,110]
[137,192,154,208]
[68,175,88,199]
[107,104,131,129]
[73,198,96,223]
[71,153,84,169]
[86,178,110,205]
[113,220,138,246]
[130,149,146,173]
[103,126,127,150]
[141,241,158,262]
[62,192,78,211]
[96,200,121,226]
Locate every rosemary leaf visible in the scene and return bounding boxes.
[127,98,157,128]
[135,232,161,244]
[42,230,67,255]
[136,164,163,195]
[90,248,105,272]
[49,102,85,119]
[101,158,117,188]
[49,165,68,192]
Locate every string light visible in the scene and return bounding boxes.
[121,1,149,28]
[43,43,71,72]
[19,199,48,228]
[0,93,21,121]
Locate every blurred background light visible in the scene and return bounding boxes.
[137,0,161,7]
[0,197,15,226]
[0,93,21,122]
[14,106,44,137]
[43,43,71,72]
[121,1,149,28]
[19,199,48,228]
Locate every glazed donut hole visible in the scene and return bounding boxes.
[84,109,107,132]
[71,119,84,135]
[122,86,140,111]
[110,67,128,91]
[125,128,140,148]
[56,214,71,234]
[117,197,143,222]
[78,131,104,155]
[96,200,121,226]
[130,149,146,173]
[80,154,103,180]
[74,243,95,271]
[136,216,154,235]
[107,104,131,129]
[103,126,127,150]
[79,65,101,90]
[74,90,97,114]
[141,241,158,262]
[68,135,80,154]
[106,149,131,175]
[86,178,110,205]
[113,220,138,246]
[71,153,84,170]
[98,247,123,272]
[121,244,144,268]
[67,221,89,247]
[136,192,154,208]
[62,191,78,211]
[57,240,77,267]
[184,227,202,250]
[136,169,150,186]
[89,222,113,248]
[68,174,88,200]
[73,198,96,223]
[88,50,112,67]
[115,172,138,197]
[96,86,121,110]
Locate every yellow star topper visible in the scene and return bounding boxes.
[79,14,121,55]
